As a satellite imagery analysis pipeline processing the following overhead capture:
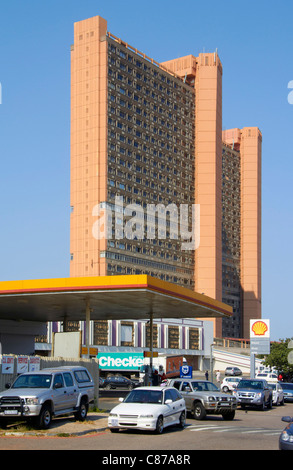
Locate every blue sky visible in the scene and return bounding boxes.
[0,0,292,341]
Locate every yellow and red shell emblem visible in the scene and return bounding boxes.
[251,321,268,336]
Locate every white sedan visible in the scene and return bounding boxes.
[221,377,242,393]
[108,386,186,434]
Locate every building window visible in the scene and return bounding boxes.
[121,322,133,346]
[189,328,199,350]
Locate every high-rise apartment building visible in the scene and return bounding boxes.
[70,15,261,339]
[222,128,262,338]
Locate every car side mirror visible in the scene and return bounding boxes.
[282,416,293,423]
[54,382,62,389]
[165,399,173,404]
[5,383,11,389]
[119,397,124,402]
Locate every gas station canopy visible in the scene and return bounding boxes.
[0,275,232,322]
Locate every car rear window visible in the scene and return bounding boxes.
[74,370,91,383]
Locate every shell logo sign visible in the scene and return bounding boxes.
[252,321,268,336]
[250,319,270,338]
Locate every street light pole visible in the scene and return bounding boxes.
[210,342,215,383]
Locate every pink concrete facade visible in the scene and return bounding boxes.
[70,16,108,277]
[222,128,262,338]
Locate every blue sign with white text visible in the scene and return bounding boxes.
[180,365,192,378]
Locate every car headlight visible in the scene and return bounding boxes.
[140,414,153,418]
[109,413,118,417]
[281,431,293,442]
[255,393,262,398]
[26,398,39,405]
[208,396,216,402]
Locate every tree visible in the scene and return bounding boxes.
[262,338,293,380]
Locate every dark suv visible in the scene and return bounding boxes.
[100,376,138,390]
[233,378,272,410]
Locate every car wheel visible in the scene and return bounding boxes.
[155,416,164,434]
[37,404,52,429]
[259,399,266,411]
[267,396,273,409]
[280,397,285,406]
[105,384,111,390]
[222,386,229,393]
[178,411,186,428]
[74,398,88,421]
[128,384,133,390]
[193,402,206,420]
[222,411,235,420]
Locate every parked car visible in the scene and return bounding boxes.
[279,416,293,450]
[169,378,236,420]
[101,375,139,390]
[0,366,94,429]
[225,367,242,376]
[221,377,242,393]
[255,372,278,382]
[280,383,293,402]
[267,382,285,406]
[233,378,272,410]
[108,386,186,434]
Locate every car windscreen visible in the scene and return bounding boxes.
[124,389,163,404]
[237,380,264,390]
[12,374,52,389]
[191,381,219,391]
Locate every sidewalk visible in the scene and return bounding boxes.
[0,412,110,437]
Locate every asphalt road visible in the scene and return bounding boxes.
[0,393,290,452]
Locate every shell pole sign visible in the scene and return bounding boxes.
[250,319,270,338]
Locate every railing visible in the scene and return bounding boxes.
[214,337,250,349]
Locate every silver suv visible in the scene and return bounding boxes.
[233,378,273,410]
[225,367,242,376]
[0,366,94,429]
[169,378,237,420]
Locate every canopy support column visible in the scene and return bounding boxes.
[150,311,153,382]
[85,298,90,358]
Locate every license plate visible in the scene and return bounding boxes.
[4,410,18,415]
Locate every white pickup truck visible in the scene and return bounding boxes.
[0,366,94,429]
